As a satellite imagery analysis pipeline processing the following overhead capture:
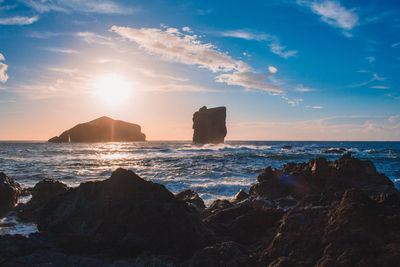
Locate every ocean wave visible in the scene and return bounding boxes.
[0,141,399,204]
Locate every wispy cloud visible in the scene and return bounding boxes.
[48,67,79,74]
[363,10,397,25]
[110,26,286,95]
[385,93,400,101]
[366,56,375,63]
[76,32,114,46]
[306,105,323,109]
[392,42,400,48]
[348,71,386,88]
[151,83,221,93]
[28,31,64,39]
[0,53,8,83]
[222,30,297,58]
[197,9,213,15]
[46,47,80,54]
[216,72,282,93]
[136,68,189,82]
[111,26,250,73]
[0,4,18,11]
[297,0,358,35]
[20,0,135,15]
[370,85,389,89]
[295,85,318,92]
[0,15,39,25]
[281,96,303,107]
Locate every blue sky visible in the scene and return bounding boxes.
[0,0,399,140]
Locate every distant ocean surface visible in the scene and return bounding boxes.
[1,141,400,204]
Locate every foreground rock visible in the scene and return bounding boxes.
[2,154,400,266]
[176,189,206,210]
[37,168,209,258]
[0,172,21,216]
[249,152,397,202]
[48,116,146,143]
[192,106,227,144]
[17,179,69,222]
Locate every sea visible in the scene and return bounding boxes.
[1,141,400,235]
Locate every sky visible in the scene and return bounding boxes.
[0,0,399,141]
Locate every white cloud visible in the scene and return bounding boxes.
[96,58,121,64]
[297,0,358,35]
[136,68,189,82]
[295,85,318,92]
[151,83,221,93]
[268,66,278,73]
[370,85,389,89]
[0,4,18,11]
[76,32,113,46]
[388,114,400,124]
[281,96,303,107]
[222,30,297,58]
[182,26,192,33]
[20,0,134,14]
[0,15,39,25]
[348,71,386,88]
[269,43,298,58]
[306,105,323,109]
[366,56,375,63]
[0,53,8,83]
[46,48,80,54]
[48,67,79,74]
[29,31,64,39]
[110,26,250,73]
[216,72,282,93]
[109,26,296,97]
[392,42,400,48]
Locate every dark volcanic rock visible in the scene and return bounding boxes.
[183,241,250,267]
[3,154,400,266]
[234,189,249,201]
[192,106,227,144]
[0,233,176,267]
[18,179,69,222]
[37,168,208,258]
[48,116,146,143]
[176,189,206,210]
[0,172,21,216]
[249,153,398,202]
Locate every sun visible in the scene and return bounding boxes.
[93,74,132,106]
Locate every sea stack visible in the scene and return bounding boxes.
[192,106,227,144]
[48,116,146,143]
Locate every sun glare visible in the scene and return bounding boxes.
[93,74,132,106]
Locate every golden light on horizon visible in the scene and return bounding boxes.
[93,74,133,106]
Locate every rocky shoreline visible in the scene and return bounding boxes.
[1,153,400,266]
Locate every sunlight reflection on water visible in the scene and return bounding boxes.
[0,141,399,205]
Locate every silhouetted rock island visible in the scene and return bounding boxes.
[193,106,227,144]
[48,116,146,143]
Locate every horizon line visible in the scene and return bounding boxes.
[1,139,400,142]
